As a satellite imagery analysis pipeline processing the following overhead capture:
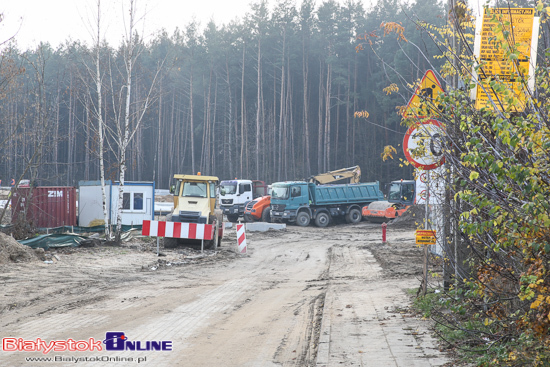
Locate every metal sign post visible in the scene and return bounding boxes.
[423,171,430,295]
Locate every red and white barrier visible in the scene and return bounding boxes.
[142,220,214,240]
[237,223,247,253]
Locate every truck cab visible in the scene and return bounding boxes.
[270,182,309,222]
[219,179,267,222]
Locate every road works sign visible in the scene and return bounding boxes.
[472,8,539,111]
[403,119,445,170]
[402,70,445,118]
[416,229,436,245]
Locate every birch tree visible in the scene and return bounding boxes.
[111,0,163,243]
[78,0,113,239]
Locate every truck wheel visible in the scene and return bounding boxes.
[227,214,239,222]
[261,208,271,223]
[345,208,362,224]
[164,237,179,248]
[296,211,311,227]
[315,212,330,227]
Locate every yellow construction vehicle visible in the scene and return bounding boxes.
[164,174,224,249]
[307,165,361,184]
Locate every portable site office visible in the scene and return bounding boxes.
[78,180,155,227]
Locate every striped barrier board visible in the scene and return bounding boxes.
[237,223,247,253]
[142,220,214,240]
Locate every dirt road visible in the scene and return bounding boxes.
[0,222,448,366]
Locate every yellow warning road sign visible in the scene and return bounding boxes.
[403,70,445,118]
[416,229,436,245]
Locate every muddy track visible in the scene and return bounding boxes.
[0,221,446,366]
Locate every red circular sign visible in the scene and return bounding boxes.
[403,119,445,170]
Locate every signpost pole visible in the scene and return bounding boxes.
[422,171,430,295]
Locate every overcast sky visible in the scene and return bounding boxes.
[1,0,255,49]
[1,0,485,50]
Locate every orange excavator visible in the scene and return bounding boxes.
[362,180,416,222]
[243,186,272,222]
[243,166,362,223]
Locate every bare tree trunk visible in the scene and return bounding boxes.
[256,35,262,178]
[286,64,293,180]
[205,70,213,173]
[353,58,358,166]
[200,73,209,173]
[317,59,324,173]
[278,28,286,180]
[346,61,351,166]
[67,74,74,186]
[335,81,341,168]
[190,65,195,174]
[87,0,111,239]
[324,62,332,172]
[85,93,90,180]
[240,42,246,178]
[225,59,233,177]
[54,87,60,180]
[260,80,265,180]
[302,31,310,177]
[244,101,249,177]
[154,75,162,186]
[168,89,175,182]
[273,64,277,181]
[211,74,218,172]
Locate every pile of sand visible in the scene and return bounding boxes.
[0,232,43,264]
[389,204,425,228]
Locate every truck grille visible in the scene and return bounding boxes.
[271,204,285,212]
[221,199,233,205]
[179,211,204,223]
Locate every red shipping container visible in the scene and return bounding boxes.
[11,187,77,228]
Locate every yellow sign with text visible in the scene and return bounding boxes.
[416,229,436,245]
[475,8,536,111]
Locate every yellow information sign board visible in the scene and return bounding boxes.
[474,8,536,111]
[416,229,436,245]
[403,70,445,118]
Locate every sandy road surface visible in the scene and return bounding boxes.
[0,222,447,366]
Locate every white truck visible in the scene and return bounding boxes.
[219,180,267,222]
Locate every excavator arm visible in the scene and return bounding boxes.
[307,165,361,184]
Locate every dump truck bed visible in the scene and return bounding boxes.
[309,182,384,206]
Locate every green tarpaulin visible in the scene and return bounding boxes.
[18,234,85,249]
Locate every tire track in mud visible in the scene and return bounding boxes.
[273,247,333,366]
